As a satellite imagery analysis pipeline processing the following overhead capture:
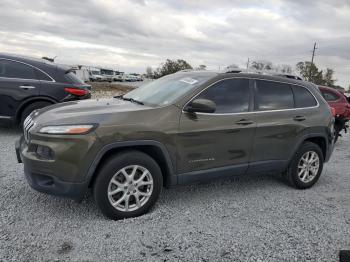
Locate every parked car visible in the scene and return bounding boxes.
[89,68,103,82]
[0,53,91,126]
[319,85,350,142]
[113,71,124,82]
[16,71,335,220]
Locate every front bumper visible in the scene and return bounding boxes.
[15,133,99,200]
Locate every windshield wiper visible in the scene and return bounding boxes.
[114,95,144,105]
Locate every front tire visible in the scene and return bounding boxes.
[93,151,163,220]
[284,142,324,189]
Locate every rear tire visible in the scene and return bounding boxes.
[93,150,163,220]
[284,142,324,189]
[20,101,52,127]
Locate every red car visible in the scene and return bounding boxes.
[319,85,350,141]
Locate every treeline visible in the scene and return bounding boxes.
[145,59,347,91]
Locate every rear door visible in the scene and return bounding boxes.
[177,78,256,176]
[0,59,40,120]
[248,80,317,173]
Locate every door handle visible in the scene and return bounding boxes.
[19,85,36,89]
[293,115,306,121]
[236,119,254,125]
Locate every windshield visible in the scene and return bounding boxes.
[123,73,213,107]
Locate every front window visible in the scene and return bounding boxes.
[195,78,250,113]
[123,73,213,107]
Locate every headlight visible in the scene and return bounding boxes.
[39,125,95,135]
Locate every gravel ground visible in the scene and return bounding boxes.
[1,127,350,261]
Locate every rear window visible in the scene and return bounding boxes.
[321,90,340,102]
[292,85,317,108]
[255,80,294,111]
[65,72,85,84]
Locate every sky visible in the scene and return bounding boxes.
[0,0,349,88]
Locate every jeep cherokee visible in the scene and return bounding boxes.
[16,70,335,220]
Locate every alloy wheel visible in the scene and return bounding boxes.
[297,151,320,183]
[107,165,154,212]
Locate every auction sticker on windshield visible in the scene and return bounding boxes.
[179,78,198,85]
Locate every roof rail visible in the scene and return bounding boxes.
[224,68,303,81]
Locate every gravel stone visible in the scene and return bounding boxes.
[0,126,350,261]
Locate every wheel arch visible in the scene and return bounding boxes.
[15,96,57,123]
[87,140,177,188]
[290,133,328,162]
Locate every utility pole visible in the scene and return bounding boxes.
[311,42,317,65]
[309,42,317,79]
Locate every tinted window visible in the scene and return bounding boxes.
[0,60,37,79]
[256,80,294,111]
[321,90,340,102]
[196,79,250,113]
[35,69,52,81]
[292,85,317,107]
[65,72,84,84]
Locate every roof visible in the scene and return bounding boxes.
[178,69,314,88]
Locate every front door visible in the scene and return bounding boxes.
[176,78,256,179]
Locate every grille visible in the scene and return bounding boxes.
[23,115,36,142]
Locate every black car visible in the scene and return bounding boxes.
[0,53,91,126]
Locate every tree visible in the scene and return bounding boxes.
[145,66,153,79]
[323,68,336,87]
[250,60,273,71]
[197,64,207,70]
[277,64,292,74]
[153,59,193,78]
[296,61,324,84]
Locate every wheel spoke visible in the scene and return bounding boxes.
[124,195,130,211]
[138,191,151,197]
[108,188,124,196]
[137,181,153,187]
[111,178,125,188]
[113,193,127,206]
[135,170,149,183]
[135,194,141,207]
[130,165,138,180]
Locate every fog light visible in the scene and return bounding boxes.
[36,145,54,160]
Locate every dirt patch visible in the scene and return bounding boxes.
[88,82,135,99]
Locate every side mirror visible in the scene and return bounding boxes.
[185,99,216,113]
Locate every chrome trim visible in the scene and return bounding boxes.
[0,58,56,82]
[19,85,36,89]
[182,77,320,116]
[0,115,12,119]
[23,115,36,142]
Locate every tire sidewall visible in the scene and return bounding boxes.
[93,151,163,220]
[290,143,324,189]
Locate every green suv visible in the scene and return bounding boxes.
[16,71,335,220]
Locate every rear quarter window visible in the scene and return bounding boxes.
[255,80,294,111]
[292,85,317,108]
[35,69,52,81]
[64,72,85,84]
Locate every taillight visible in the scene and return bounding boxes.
[330,107,336,117]
[64,88,89,96]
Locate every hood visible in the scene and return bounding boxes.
[32,98,153,126]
